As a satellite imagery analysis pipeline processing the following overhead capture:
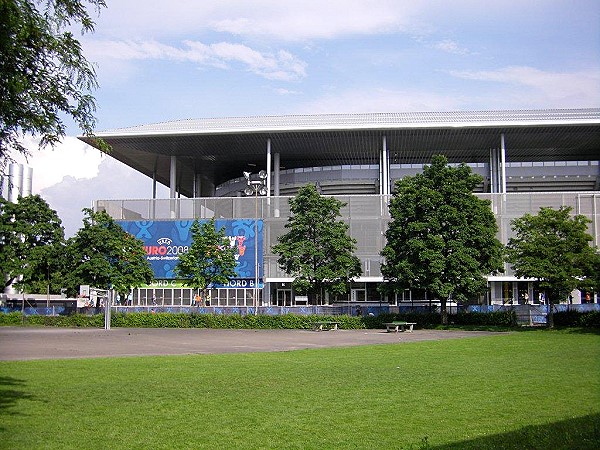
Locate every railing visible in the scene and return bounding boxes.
[468,303,600,325]
[0,304,389,316]
[3,303,597,320]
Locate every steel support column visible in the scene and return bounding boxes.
[169,155,177,199]
[380,136,390,195]
[266,138,272,198]
[274,152,280,196]
[500,133,507,194]
[489,148,501,194]
[169,155,177,218]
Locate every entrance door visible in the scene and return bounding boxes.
[502,282,513,305]
[277,289,293,306]
[517,281,530,304]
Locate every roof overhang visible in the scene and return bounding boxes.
[79,109,600,197]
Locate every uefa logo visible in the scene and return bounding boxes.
[156,237,172,246]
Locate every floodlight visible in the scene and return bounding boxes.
[244,186,254,196]
[243,171,251,181]
[258,170,267,179]
[258,186,268,196]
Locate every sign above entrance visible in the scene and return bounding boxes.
[215,278,264,289]
[118,219,263,281]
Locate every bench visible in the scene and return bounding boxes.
[312,321,341,331]
[384,321,416,333]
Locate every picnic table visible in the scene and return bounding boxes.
[384,321,416,333]
[312,321,341,331]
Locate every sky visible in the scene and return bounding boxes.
[8,0,600,236]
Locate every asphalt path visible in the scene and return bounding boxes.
[0,327,503,361]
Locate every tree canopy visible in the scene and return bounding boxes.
[175,218,238,299]
[0,194,64,292]
[0,0,108,168]
[506,206,600,325]
[272,184,362,304]
[64,208,153,299]
[380,155,504,323]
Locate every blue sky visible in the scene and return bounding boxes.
[11,0,600,236]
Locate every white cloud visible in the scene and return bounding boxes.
[210,1,421,41]
[6,137,169,237]
[449,66,600,108]
[40,156,168,238]
[11,137,104,194]
[274,88,301,95]
[86,39,307,81]
[433,39,472,55]
[95,1,424,41]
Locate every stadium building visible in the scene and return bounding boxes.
[80,108,600,309]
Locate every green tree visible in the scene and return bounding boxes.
[380,155,504,324]
[272,184,362,304]
[65,209,153,301]
[175,218,238,303]
[506,206,600,327]
[0,0,108,168]
[0,194,64,292]
[17,239,67,295]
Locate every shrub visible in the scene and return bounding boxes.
[553,310,581,327]
[579,311,600,328]
[3,308,597,329]
[452,310,518,327]
[0,311,23,325]
[0,313,106,327]
[554,310,600,328]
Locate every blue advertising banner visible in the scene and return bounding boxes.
[117,219,263,283]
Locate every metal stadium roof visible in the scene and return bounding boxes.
[80,108,600,197]
[97,108,599,135]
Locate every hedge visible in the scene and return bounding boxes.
[553,310,600,328]
[452,310,518,327]
[0,312,364,330]
[4,309,599,329]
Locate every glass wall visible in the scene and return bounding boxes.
[209,288,260,307]
[133,287,261,307]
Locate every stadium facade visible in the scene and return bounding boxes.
[81,108,600,309]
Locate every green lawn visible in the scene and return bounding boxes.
[1,330,599,449]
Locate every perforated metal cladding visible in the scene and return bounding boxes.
[96,193,600,279]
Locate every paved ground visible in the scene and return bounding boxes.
[0,327,502,361]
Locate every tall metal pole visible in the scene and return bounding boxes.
[244,170,267,316]
[104,289,111,330]
[254,190,259,315]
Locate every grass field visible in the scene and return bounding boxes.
[1,330,599,449]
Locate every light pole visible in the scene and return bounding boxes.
[243,170,267,315]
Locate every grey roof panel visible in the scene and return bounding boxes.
[97,108,600,136]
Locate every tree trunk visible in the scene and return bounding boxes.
[440,297,448,325]
[547,300,554,328]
